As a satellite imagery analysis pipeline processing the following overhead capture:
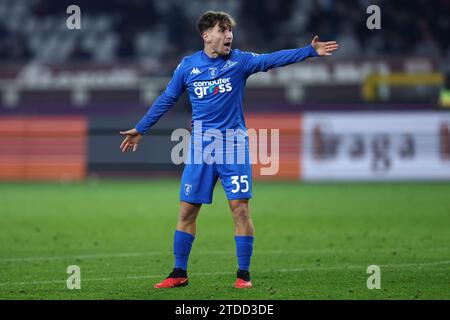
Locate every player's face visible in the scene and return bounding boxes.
[205,23,233,56]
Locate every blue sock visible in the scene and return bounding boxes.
[173,230,195,271]
[234,235,254,271]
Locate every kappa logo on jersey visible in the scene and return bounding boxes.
[193,77,233,99]
[221,60,238,71]
[190,67,201,75]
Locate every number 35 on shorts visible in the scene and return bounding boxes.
[230,175,249,193]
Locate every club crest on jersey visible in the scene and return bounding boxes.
[208,67,218,78]
[184,184,192,196]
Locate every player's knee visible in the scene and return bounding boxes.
[178,208,199,226]
[178,202,200,224]
[231,203,250,222]
[178,211,197,224]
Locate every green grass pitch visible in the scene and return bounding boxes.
[0,180,449,299]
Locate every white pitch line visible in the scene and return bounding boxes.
[0,252,165,262]
[0,260,449,288]
[279,260,450,272]
[0,250,336,262]
[1,247,448,263]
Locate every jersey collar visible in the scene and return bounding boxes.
[201,50,230,63]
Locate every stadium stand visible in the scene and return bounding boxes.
[0,0,448,70]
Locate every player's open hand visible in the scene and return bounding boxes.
[119,128,142,152]
[311,35,339,56]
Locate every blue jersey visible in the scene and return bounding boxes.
[135,45,318,135]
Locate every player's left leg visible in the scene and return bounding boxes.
[229,199,254,236]
[217,147,254,288]
[229,199,254,288]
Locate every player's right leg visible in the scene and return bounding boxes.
[154,159,218,289]
[154,201,201,289]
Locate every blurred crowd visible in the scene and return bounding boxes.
[0,0,448,73]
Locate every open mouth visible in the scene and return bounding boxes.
[224,42,231,48]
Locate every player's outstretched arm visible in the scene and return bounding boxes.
[310,35,339,56]
[119,58,187,153]
[242,35,340,76]
[119,57,187,153]
[119,128,142,153]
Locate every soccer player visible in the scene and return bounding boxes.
[120,11,339,289]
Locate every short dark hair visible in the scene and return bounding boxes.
[197,11,236,34]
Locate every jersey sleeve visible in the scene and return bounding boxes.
[135,59,187,135]
[241,45,319,77]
